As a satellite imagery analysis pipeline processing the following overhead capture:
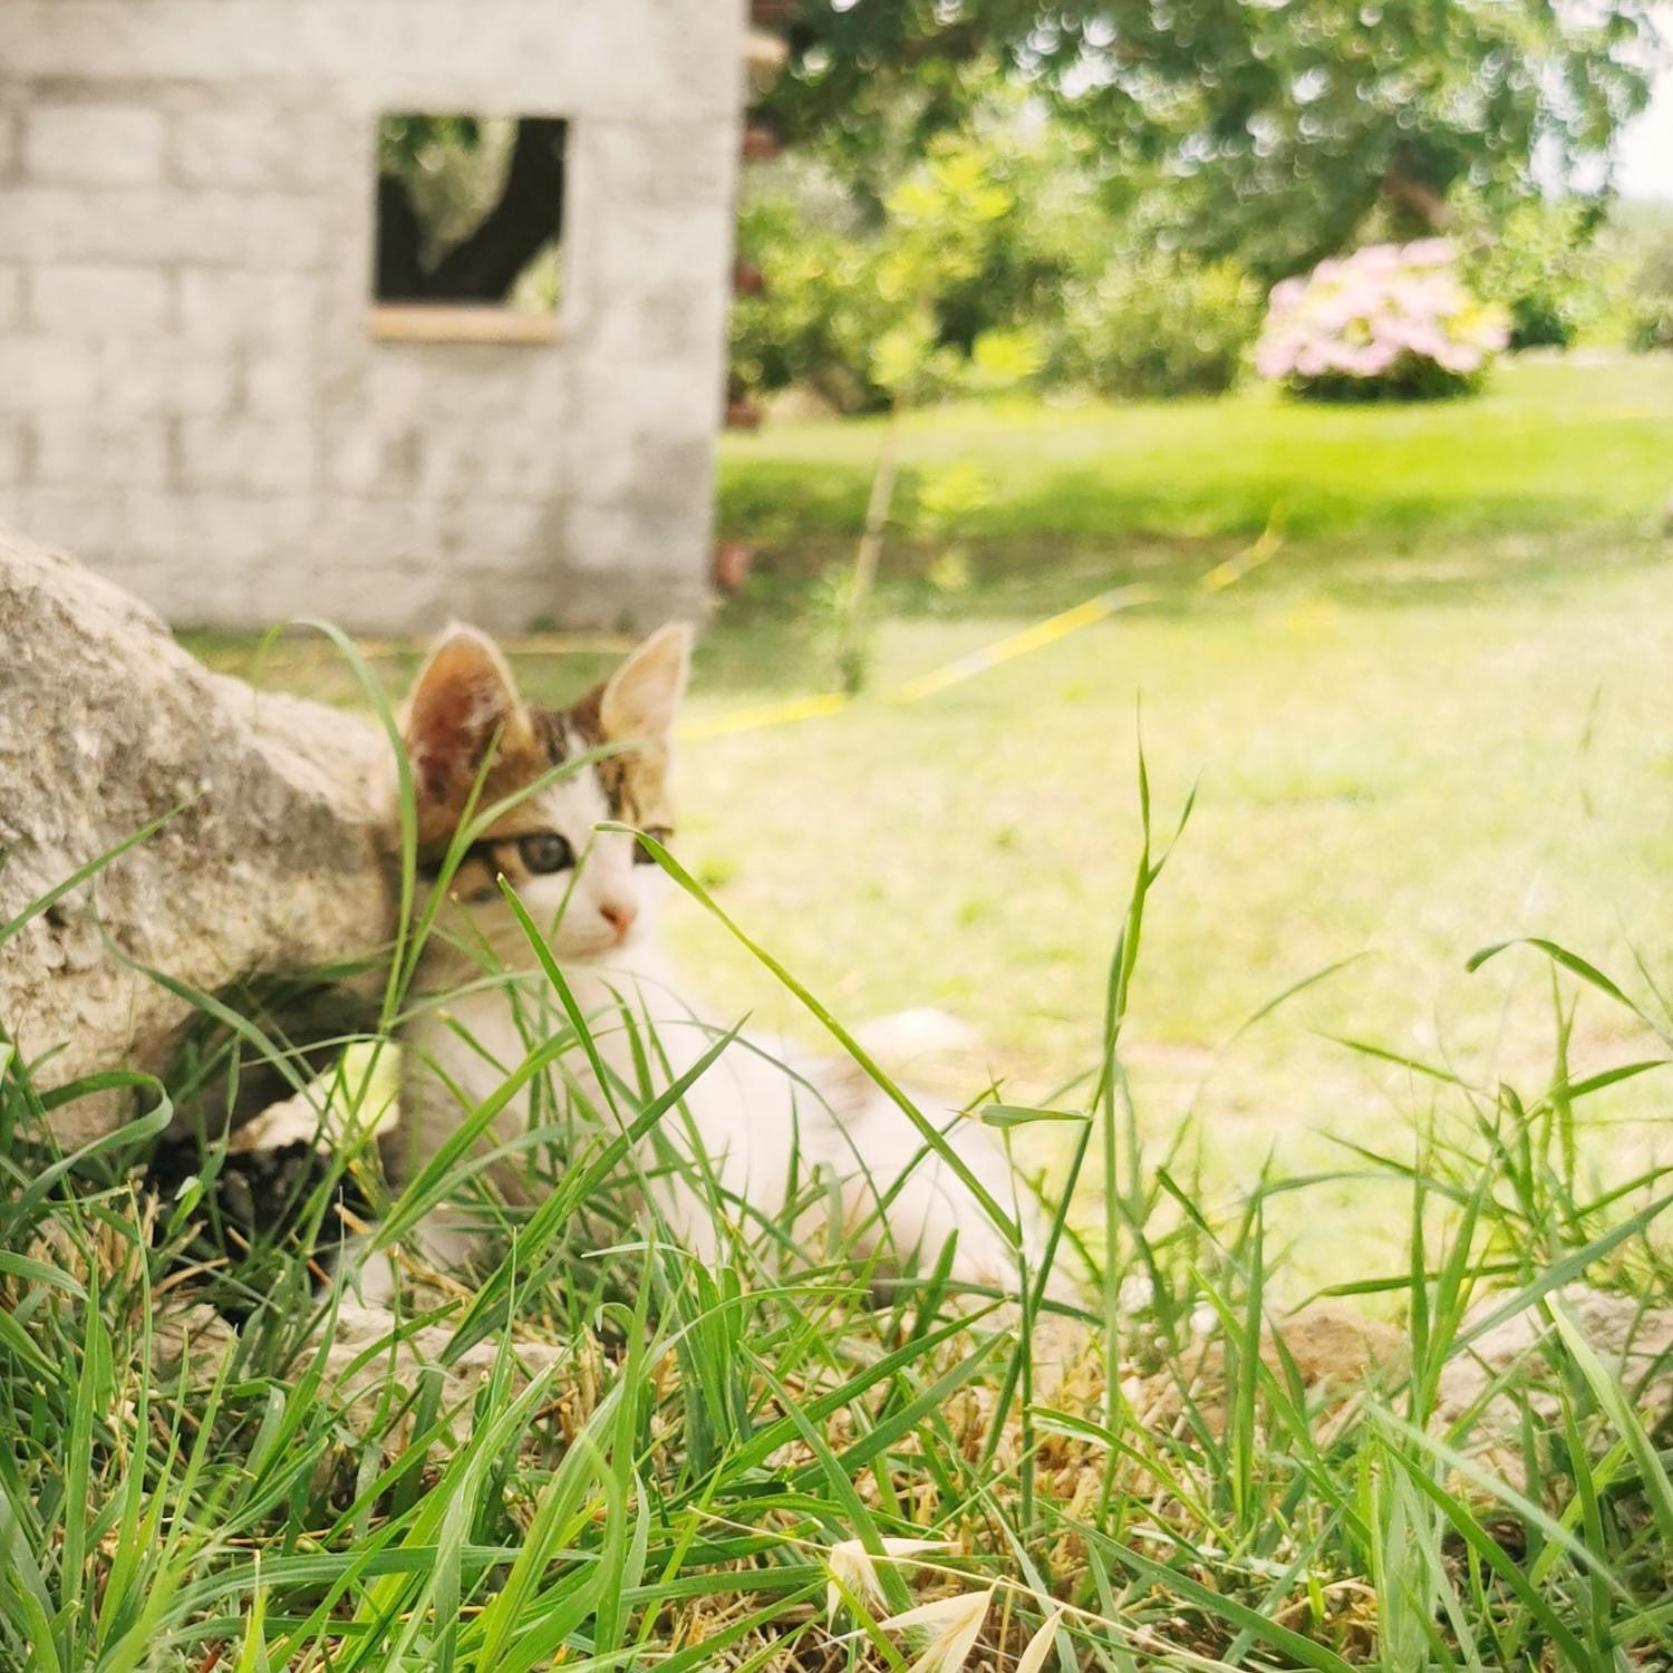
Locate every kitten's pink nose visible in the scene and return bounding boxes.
[600,900,638,940]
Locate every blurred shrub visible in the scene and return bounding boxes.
[1623,219,1673,353]
[1630,298,1673,354]
[732,121,1097,411]
[730,199,903,411]
[1059,254,1260,398]
[1460,198,1614,351]
[1256,241,1509,402]
[739,109,1649,410]
[733,128,1261,407]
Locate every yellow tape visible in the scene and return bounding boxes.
[676,591,1148,738]
[681,519,1283,742]
[678,690,850,741]
[890,583,1155,704]
[1202,507,1286,593]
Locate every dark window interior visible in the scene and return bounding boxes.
[373,114,566,312]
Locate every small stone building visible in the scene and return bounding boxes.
[0,1,747,631]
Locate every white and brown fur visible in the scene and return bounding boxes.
[375,623,1055,1303]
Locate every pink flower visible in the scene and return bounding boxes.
[1258,238,1498,394]
[1351,243,1402,272]
[1254,336,1294,378]
[1352,342,1397,376]
[1434,340,1484,374]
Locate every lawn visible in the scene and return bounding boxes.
[192,356,1673,1285]
[48,352,1664,1668]
[716,355,1673,596]
[702,357,1673,1278]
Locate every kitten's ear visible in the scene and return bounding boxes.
[403,624,535,808]
[600,623,692,745]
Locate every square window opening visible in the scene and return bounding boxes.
[372,113,566,342]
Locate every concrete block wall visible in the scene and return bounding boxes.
[0,0,744,632]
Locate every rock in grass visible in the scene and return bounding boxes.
[1131,1290,1673,1489]
[149,1296,595,1453]
[1128,1300,1406,1434]
[1436,1285,1673,1435]
[0,528,393,1145]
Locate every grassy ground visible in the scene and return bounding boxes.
[716,356,1672,595]
[191,356,1673,1286]
[9,966,1672,1668]
[15,354,1667,1666]
[701,357,1673,1284]
[670,559,1673,1285]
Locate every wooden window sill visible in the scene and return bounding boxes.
[368,304,558,346]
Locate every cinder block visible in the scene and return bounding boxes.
[435,495,553,558]
[582,119,737,212]
[170,106,331,190]
[530,545,705,632]
[178,492,317,566]
[12,483,128,557]
[608,562,710,629]
[178,269,317,352]
[428,426,567,500]
[96,340,237,416]
[31,413,171,486]
[112,488,186,563]
[448,561,573,633]
[24,104,167,186]
[0,3,743,121]
[118,493,319,623]
[113,535,229,626]
[243,353,318,414]
[566,201,733,380]
[98,492,318,610]
[0,0,741,636]
[28,265,173,335]
[564,360,715,498]
[177,415,318,491]
[85,554,182,620]
[0,187,326,268]
[240,193,331,270]
[0,420,23,485]
[562,499,705,583]
[281,558,452,635]
[325,409,567,500]
[626,434,712,524]
[323,421,426,496]
[316,495,427,569]
[0,338,101,411]
[323,343,571,496]
[587,202,735,307]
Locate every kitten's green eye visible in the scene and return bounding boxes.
[518,832,574,874]
[634,826,672,866]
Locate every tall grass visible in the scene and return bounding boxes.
[3,702,1671,1669]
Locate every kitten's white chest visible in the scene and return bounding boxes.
[400,948,689,1169]
[397,945,1030,1290]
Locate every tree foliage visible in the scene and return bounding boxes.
[732,118,1263,408]
[763,0,1655,279]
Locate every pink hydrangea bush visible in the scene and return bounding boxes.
[1256,240,1510,401]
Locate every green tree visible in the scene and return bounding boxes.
[762,0,1655,280]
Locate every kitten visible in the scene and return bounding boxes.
[377,623,1057,1304]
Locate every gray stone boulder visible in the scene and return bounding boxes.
[0,525,393,1144]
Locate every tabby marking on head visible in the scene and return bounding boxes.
[400,621,690,965]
